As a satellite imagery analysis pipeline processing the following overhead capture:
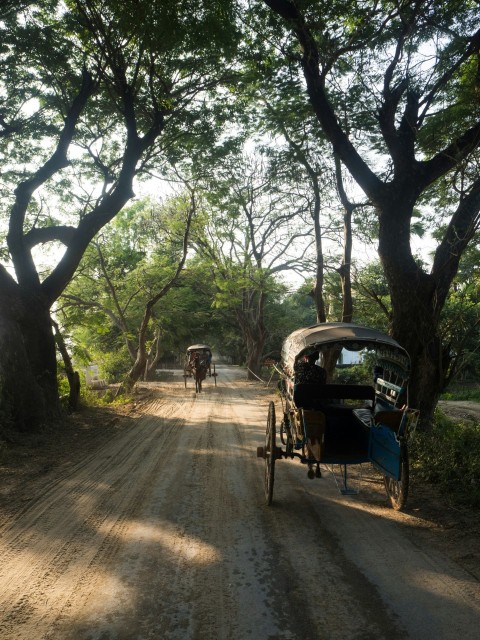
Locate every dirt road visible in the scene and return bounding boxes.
[0,366,479,639]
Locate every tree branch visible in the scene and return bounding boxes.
[431,176,480,313]
[263,0,385,200]
[23,225,77,249]
[7,68,96,289]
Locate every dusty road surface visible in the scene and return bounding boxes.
[438,399,480,423]
[0,366,479,639]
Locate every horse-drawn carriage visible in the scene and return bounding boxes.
[257,323,419,510]
[183,344,217,393]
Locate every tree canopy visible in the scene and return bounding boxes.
[257,0,480,424]
[1,0,479,432]
[0,0,241,429]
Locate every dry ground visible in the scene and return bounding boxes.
[0,374,480,640]
[2,388,478,574]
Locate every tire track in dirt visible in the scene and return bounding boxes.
[43,370,293,640]
[1,369,479,639]
[256,398,480,640]
[0,394,194,640]
[48,371,253,639]
[213,387,406,639]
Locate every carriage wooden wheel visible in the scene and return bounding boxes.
[264,401,277,505]
[211,363,217,386]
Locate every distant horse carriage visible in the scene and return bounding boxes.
[183,344,217,393]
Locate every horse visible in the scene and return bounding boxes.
[191,353,208,393]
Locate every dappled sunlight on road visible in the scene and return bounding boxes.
[1,367,479,640]
[97,518,223,566]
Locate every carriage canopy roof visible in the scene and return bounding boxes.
[281,323,410,374]
[186,344,212,352]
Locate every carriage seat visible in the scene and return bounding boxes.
[293,383,375,410]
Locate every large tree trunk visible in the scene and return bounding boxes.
[245,332,266,378]
[236,290,267,380]
[390,296,446,428]
[0,292,60,431]
[378,198,445,428]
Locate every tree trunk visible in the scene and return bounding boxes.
[0,292,60,431]
[320,156,355,381]
[145,329,162,380]
[245,334,265,378]
[119,355,147,395]
[236,290,266,380]
[334,154,354,324]
[378,199,444,428]
[390,303,446,428]
[53,320,81,412]
[387,278,446,427]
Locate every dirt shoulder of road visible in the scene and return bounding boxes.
[0,385,154,520]
[438,399,480,425]
[0,385,479,581]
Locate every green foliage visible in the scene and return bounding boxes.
[1,0,242,261]
[411,410,480,507]
[351,261,391,331]
[262,282,317,358]
[57,372,71,397]
[441,385,480,402]
[58,194,202,373]
[80,384,131,407]
[333,362,372,385]
[96,347,131,383]
[437,237,480,384]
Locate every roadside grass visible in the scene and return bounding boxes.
[80,384,133,407]
[441,383,480,402]
[411,409,480,508]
